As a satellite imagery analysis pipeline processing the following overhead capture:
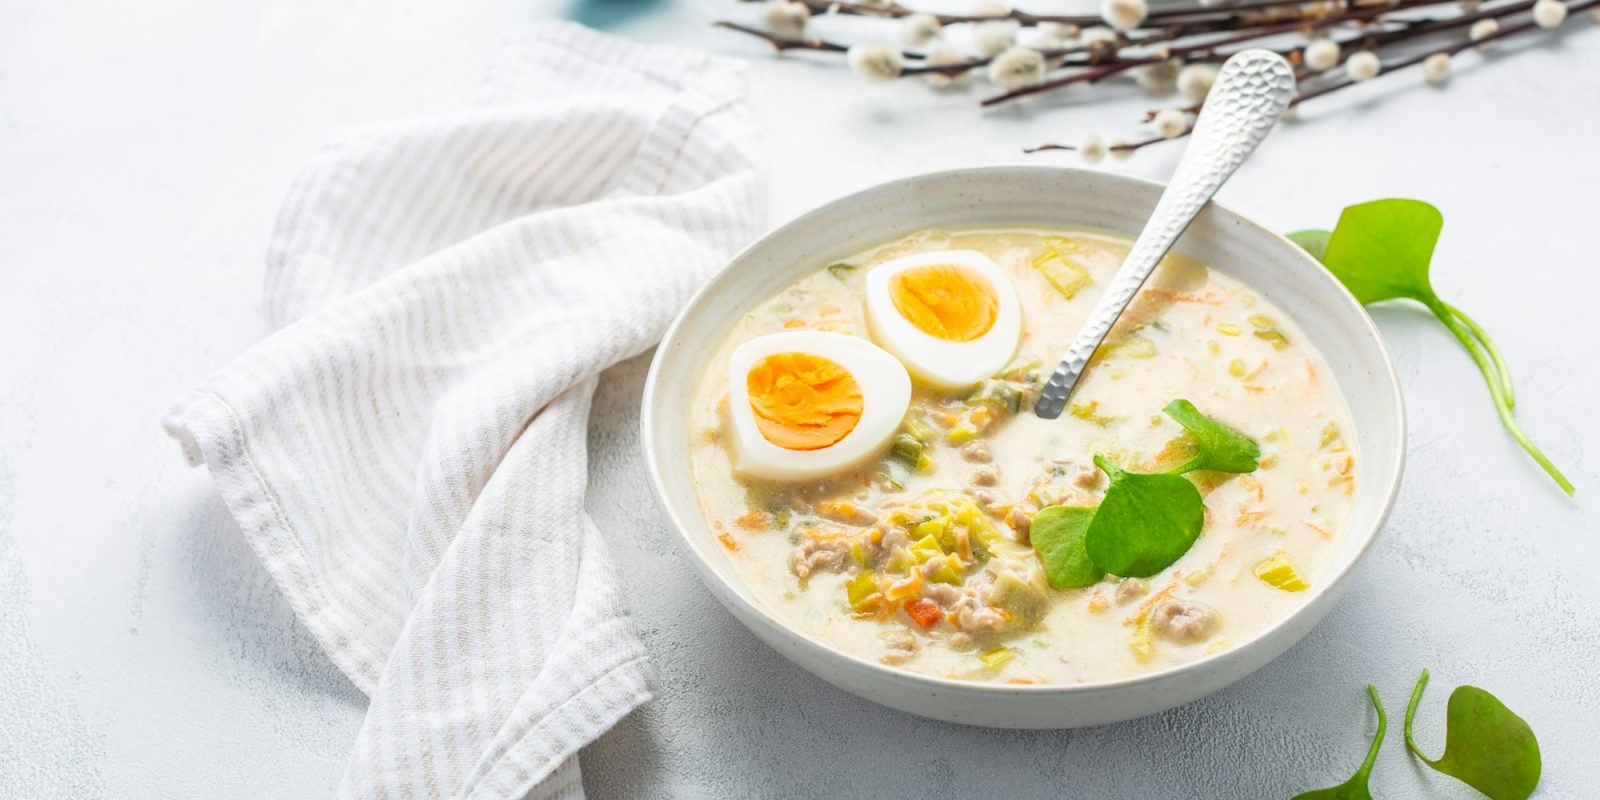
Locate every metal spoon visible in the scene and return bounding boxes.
[1032,49,1296,420]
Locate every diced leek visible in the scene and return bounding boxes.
[885,547,916,574]
[1069,400,1117,426]
[1042,235,1079,252]
[909,534,944,563]
[849,540,868,569]
[1254,554,1310,592]
[906,417,937,441]
[1035,255,1093,300]
[1090,334,1157,365]
[1253,330,1290,350]
[1320,422,1345,451]
[914,452,935,474]
[946,422,980,444]
[928,556,964,586]
[988,572,1049,627]
[1185,564,1212,587]
[979,646,1016,669]
[1130,614,1155,663]
[888,433,924,469]
[1247,314,1277,330]
[846,570,880,610]
[913,516,949,544]
[1228,358,1247,377]
[1217,323,1242,336]
[967,380,1022,414]
[826,262,856,280]
[956,502,998,543]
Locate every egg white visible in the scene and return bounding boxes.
[864,249,1023,391]
[726,331,911,482]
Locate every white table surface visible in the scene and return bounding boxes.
[3,1,1597,797]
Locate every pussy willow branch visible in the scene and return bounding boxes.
[738,0,1401,27]
[714,20,1123,76]
[1028,0,1600,155]
[1136,0,1540,120]
[715,14,1310,79]
[981,0,1457,106]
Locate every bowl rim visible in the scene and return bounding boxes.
[641,164,1406,697]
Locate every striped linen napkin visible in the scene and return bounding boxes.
[164,22,761,798]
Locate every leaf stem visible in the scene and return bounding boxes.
[1404,669,1434,763]
[1426,299,1574,495]
[1357,683,1388,781]
[1443,302,1515,410]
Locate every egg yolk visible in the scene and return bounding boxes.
[889,265,997,341]
[746,352,863,451]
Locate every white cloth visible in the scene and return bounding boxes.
[164,22,761,798]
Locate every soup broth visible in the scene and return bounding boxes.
[689,228,1356,684]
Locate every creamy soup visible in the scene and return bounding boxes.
[689,228,1356,684]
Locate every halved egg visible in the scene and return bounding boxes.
[726,331,911,482]
[864,250,1022,391]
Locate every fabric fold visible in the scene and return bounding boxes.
[165,22,762,798]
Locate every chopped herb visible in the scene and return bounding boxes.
[1291,199,1572,495]
[826,262,857,280]
[1162,399,1260,474]
[1290,685,1387,800]
[1029,506,1103,588]
[1404,670,1542,800]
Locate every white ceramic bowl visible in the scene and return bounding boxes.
[642,166,1405,729]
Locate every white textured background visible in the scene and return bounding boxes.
[2,1,1597,797]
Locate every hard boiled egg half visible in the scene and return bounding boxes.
[726,331,911,482]
[864,250,1022,391]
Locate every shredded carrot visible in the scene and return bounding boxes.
[1129,584,1177,624]
[735,510,772,530]
[1007,677,1045,685]
[1235,508,1268,527]
[1303,520,1332,538]
[783,318,805,329]
[717,532,739,551]
[1143,289,1222,305]
[1304,359,1319,386]
[1337,455,1354,476]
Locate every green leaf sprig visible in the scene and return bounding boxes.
[1290,685,1386,800]
[1030,399,1259,586]
[1289,199,1573,495]
[1290,671,1542,799]
[1404,669,1542,800]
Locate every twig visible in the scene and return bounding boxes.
[982,0,1457,106]
[1029,0,1600,155]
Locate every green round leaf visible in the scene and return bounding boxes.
[1030,505,1102,589]
[1084,465,1204,578]
[1162,398,1259,474]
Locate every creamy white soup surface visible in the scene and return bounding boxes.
[689,228,1356,684]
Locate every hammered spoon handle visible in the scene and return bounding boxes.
[1033,49,1296,420]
